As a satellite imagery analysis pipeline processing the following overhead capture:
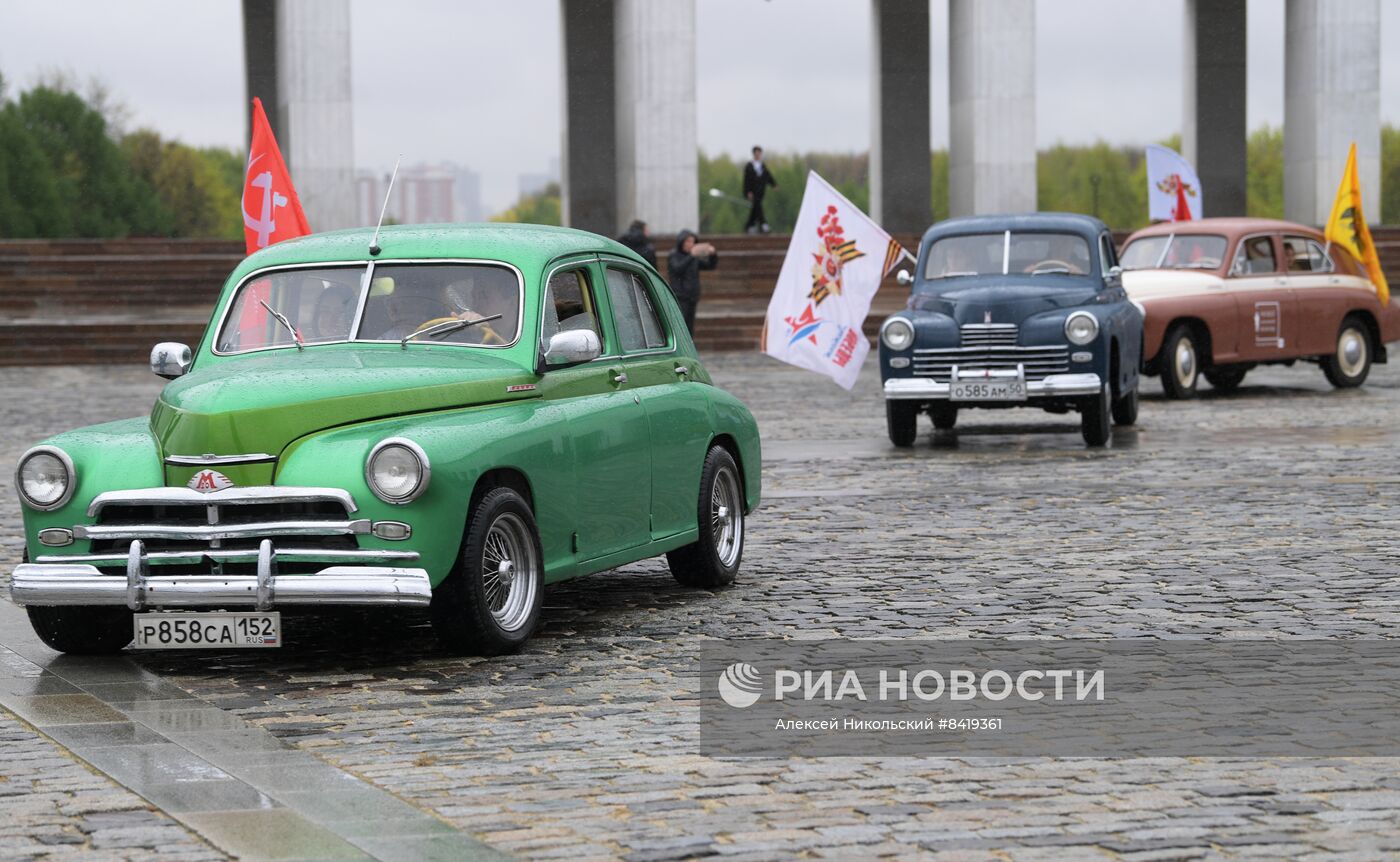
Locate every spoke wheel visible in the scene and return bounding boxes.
[431,487,544,655]
[669,446,746,588]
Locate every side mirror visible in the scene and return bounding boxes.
[896,269,914,286]
[1107,265,1123,278]
[543,329,602,367]
[150,342,192,379]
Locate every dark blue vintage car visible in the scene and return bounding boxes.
[879,213,1143,447]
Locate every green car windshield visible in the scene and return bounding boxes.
[216,262,523,353]
[923,232,1093,282]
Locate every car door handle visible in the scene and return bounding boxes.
[674,365,689,377]
[612,372,628,384]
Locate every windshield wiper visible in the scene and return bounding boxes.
[259,299,304,350]
[930,271,980,279]
[1030,267,1072,275]
[400,314,504,349]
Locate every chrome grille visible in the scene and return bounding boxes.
[959,323,1019,347]
[59,486,414,575]
[912,345,1071,382]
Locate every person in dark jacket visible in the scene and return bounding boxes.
[667,229,718,335]
[616,219,657,269]
[742,145,777,234]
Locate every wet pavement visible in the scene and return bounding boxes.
[2,354,1400,860]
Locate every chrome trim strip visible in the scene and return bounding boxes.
[883,373,1103,400]
[73,519,371,542]
[164,453,277,467]
[16,445,76,512]
[86,486,358,517]
[36,547,420,565]
[11,564,434,608]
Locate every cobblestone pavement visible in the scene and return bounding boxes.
[3,356,1400,860]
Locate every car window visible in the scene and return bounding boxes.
[604,267,668,352]
[1282,236,1331,273]
[218,267,362,352]
[923,232,1091,279]
[541,267,603,350]
[1099,233,1116,274]
[359,263,521,345]
[1230,236,1276,276]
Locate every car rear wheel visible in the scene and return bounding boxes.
[1111,385,1138,426]
[929,404,958,430]
[886,401,918,447]
[1321,317,1372,388]
[1081,383,1112,447]
[1160,325,1200,399]
[1205,365,1248,393]
[668,446,745,588]
[431,487,544,655]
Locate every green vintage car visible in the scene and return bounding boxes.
[10,224,761,655]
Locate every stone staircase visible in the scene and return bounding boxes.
[3,230,1399,365]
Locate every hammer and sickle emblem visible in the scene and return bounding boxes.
[242,154,288,249]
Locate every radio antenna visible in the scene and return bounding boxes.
[369,154,402,256]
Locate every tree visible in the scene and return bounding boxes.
[491,182,561,226]
[1246,126,1283,220]
[123,129,242,238]
[0,93,69,237]
[1382,125,1398,225]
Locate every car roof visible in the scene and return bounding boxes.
[922,212,1109,243]
[227,223,645,285]
[1126,218,1325,242]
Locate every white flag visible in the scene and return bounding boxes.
[761,171,907,390]
[1145,144,1203,221]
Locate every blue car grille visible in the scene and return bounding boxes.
[912,338,1072,381]
[958,323,1019,346]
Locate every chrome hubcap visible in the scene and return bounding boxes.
[711,466,743,568]
[1175,338,1196,387]
[481,512,537,631]
[1338,328,1367,377]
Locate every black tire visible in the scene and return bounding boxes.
[1159,324,1201,400]
[27,605,133,655]
[668,446,745,588]
[1081,383,1112,447]
[886,401,918,447]
[431,487,544,656]
[1111,385,1139,427]
[929,404,958,430]
[1204,365,1248,393]
[1321,316,1372,388]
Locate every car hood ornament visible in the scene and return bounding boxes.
[188,470,235,493]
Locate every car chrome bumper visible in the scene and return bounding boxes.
[883,373,1103,400]
[10,539,433,611]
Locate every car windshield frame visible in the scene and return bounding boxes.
[211,258,527,356]
[921,230,1097,285]
[1120,233,1229,272]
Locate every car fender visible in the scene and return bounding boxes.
[704,386,762,513]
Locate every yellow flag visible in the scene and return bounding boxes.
[1325,142,1389,304]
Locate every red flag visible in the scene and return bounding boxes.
[241,97,310,256]
[1171,174,1193,222]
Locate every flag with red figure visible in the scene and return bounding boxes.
[241,97,310,256]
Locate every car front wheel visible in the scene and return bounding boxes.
[668,446,745,588]
[1321,317,1372,388]
[886,401,918,447]
[431,487,544,655]
[1205,365,1248,392]
[1160,325,1200,399]
[1081,383,1112,447]
[929,404,958,430]
[28,605,133,655]
[1111,385,1138,426]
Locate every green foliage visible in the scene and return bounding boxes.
[1037,141,1149,229]
[697,151,868,234]
[490,181,562,226]
[1247,126,1283,219]
[1383,125,1399,225]
[123,129,243,238]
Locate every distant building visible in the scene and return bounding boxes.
[518,157,561,200]
[357,162,485,226]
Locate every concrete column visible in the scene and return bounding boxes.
[614,0,699,235]
[1182,0,1246,218]
[560,0,618,236]
[1284,0,1381,225]
[243,1,356,231]
[871,0,932,232]
[948,0,1036,216]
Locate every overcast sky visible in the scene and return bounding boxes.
[4,0,1399,212]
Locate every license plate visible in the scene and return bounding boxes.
[132,612,281,649]
[950,379,1027,401]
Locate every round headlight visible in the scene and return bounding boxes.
[366,438,430,504]
[16,447,75,511]
[1064,312,1100,346]
[881,318,915,351]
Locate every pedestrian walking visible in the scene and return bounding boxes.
[617,219,657,269]
[743,145,777,234]
[667,229,718,335]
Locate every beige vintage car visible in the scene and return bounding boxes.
[1120,218,1400,398]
